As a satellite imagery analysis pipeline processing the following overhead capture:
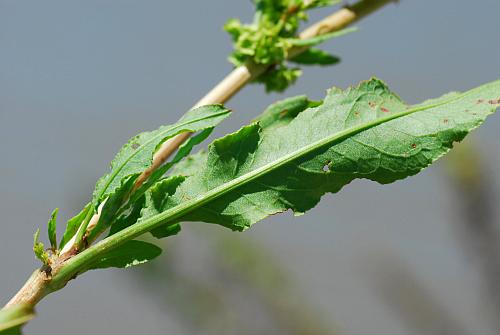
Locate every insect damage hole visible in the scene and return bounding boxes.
[322,160,331,172]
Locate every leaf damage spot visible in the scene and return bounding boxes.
[488,99,500,105]
[411,143,417,149]
[380,107,390,113]
[443,119,449,123]
[368,101,376,108]
[131,143,140,150]
[279,109,289,118]
[322,160,331,173]
[476,99,484,104]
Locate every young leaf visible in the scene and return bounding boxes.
[33,229,49,265]
[87,174,138,242]
[290,49,340,66]
[59,203,91,250]
[92,105,231,207]
[47,208,58,250]
[86,240,162,270]
[140,78,499,233]
[252,94,317,130]
[0,304,34,334]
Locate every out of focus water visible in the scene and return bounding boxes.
[1,0,499,334]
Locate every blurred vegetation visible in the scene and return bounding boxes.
[130,227,338,335]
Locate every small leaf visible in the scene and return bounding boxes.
[92,105,231,208]
[87,174,138,242]
[129,127,215,205]
[0,304,34,334]
[87,240,162,270]
[59,203,91,250]
[253,94,315,130]
[289,27,357,47]
[47,208,58,250]
[290,49,340,66]
[33,229,49,266]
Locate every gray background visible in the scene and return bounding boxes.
[1,0,499,334]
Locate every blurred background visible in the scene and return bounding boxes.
[1,0,500,334]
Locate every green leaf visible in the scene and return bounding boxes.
[253,94,316,129]
[33,229,49,265]
[87,240,162,270]
[0,304,34,334]
[289,27,357,47]
[108,195,146,236]
[47,208,58,250]
[59,203,91,250]
[92,105,231,206]
[140,176,185,239]
[87,174,138,242]
[140,78,499,232]
[129,127,215,205]
[290,49,340,66]
[77,105,230,243]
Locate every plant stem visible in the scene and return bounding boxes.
[3,0,396,315]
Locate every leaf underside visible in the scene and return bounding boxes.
[86,240,162,270]
[140,78,500,232]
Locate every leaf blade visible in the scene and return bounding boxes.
[87,240,162,270]
[290,49,340,66]
[141,78,500,232]
[47,208,58,250]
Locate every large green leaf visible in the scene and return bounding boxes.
[141,78,499,232]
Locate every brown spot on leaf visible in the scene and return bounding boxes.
[476,99,484,104]
[381,107,390,113]
[368,101,376,108]
[411,143,417,149]
[443,119,449,123]
[488,99,500,105]
[354,112,360,117]
[131,143,140,150]
[279,109,289,118]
